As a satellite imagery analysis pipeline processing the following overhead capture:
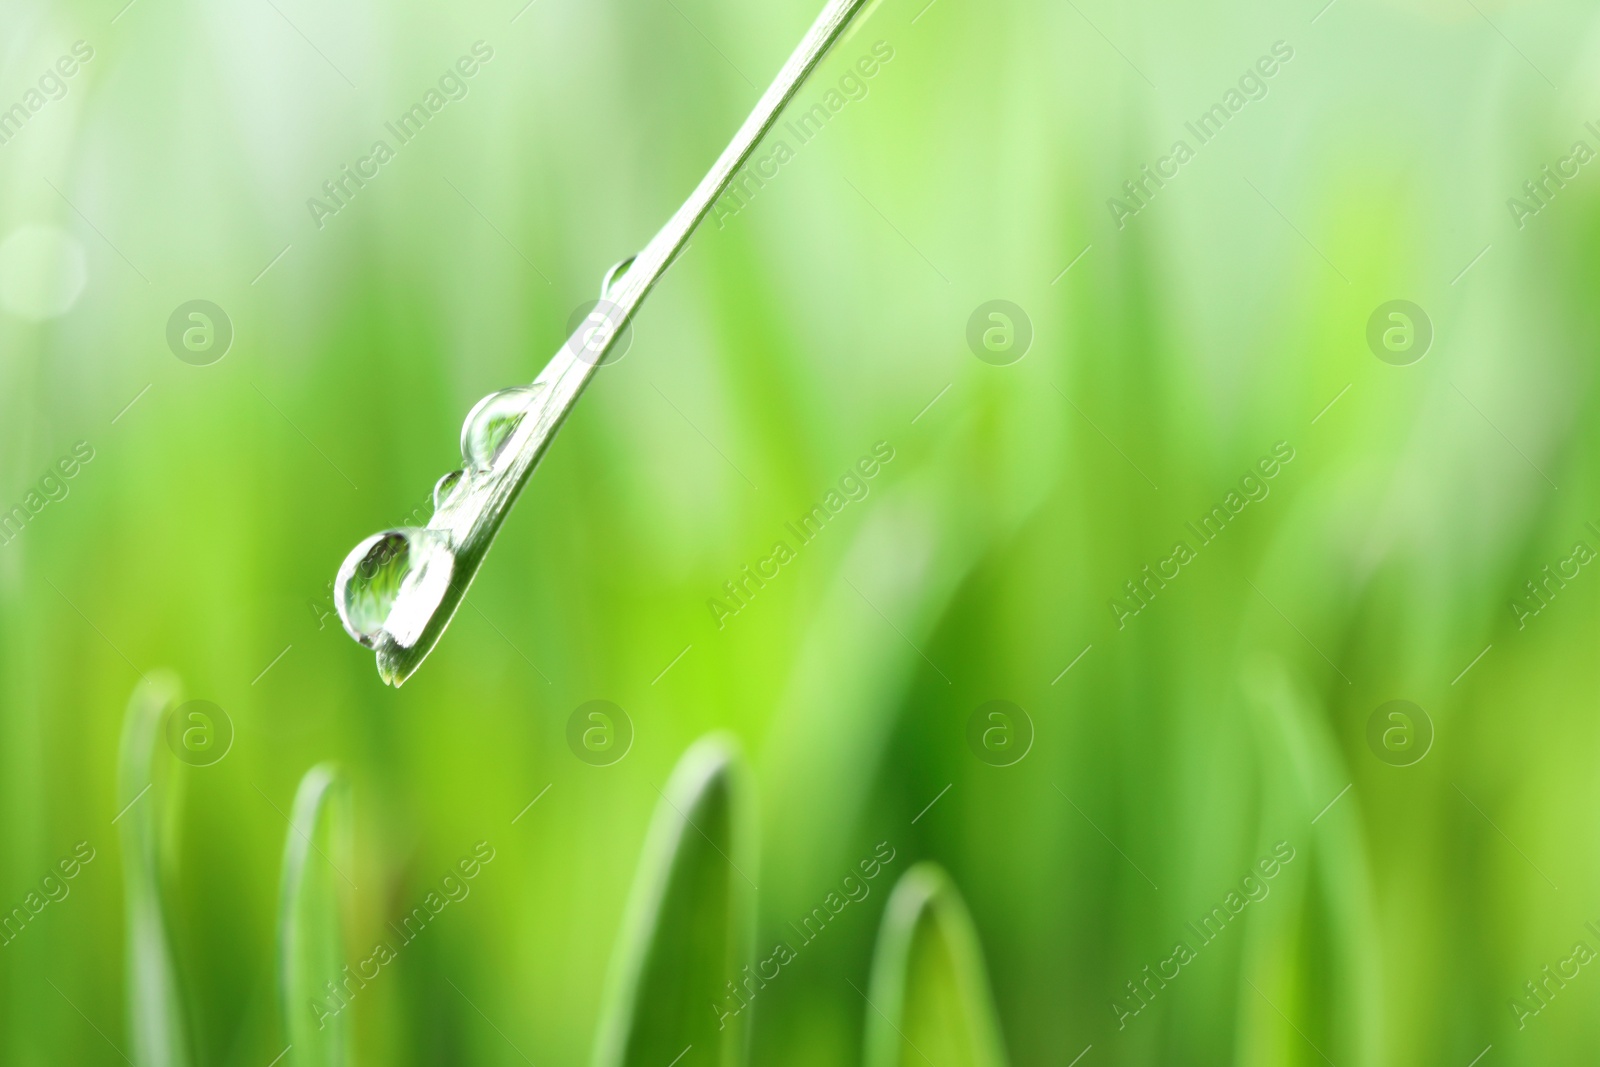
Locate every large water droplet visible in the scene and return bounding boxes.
[335,529,455,649]
[434,470,465,510]
[461,386,539,471]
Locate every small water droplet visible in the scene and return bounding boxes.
[434,470,465,510]
[461,386,540,471]
[335,529,455,649]
[601,255,637,299]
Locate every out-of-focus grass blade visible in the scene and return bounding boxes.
[277,763,354,1067]
[1238,657,1381,1067]
[593,735,753,1067]
[864,863,1008,1067]
[117,671,192,1067]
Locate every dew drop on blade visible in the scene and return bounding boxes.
[600,255,637,298]
[433,469,464,511]
[334,528,456,650]
[461,386,540,471]
[335,531,415,648]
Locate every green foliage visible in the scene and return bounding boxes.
[7,0,1600,1062]
[117,674,192,1067]
[864,864,1007,1067]
[593,736,753,1067]
[277,764,354,1067]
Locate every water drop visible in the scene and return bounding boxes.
[335,529,455,649]
[460,386,540,471]
[434,470,465,510]
[601,255,637,299]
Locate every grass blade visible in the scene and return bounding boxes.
[117,672,192,1067]
[1239,657,1382,1066]
[277,764,354,1067]
[593,735,754,1067]
[864,863,1008,1067]
[341,0,878,688]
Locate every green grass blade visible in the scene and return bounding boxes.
[277,763,354,1067]
[117,672,192,1067]
[864,864,1008,1067]
[593,735,753,1067]
[1239,658,1382,1067]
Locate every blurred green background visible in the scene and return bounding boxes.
[3,0,1599,1062]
